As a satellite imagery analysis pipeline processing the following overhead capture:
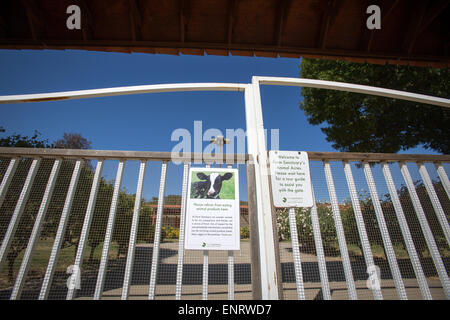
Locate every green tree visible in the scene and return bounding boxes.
[299,59,450,154]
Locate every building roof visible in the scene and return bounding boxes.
[0,0,449,67]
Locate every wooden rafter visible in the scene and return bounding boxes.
[179,0,190,43]
[21,0,42,41]
[274,0,291,47]
[361,0,400,52]
[128,0,142,41]
[403,1,429,55]
[227,0,238,44]
[417,0,449,36]
[79,0,93,41]
[318,0,341,49]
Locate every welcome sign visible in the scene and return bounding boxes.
[184,167,240,250]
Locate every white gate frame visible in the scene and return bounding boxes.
[1,77,449,300]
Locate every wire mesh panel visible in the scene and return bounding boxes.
[276,155,450,300]
[0,150,449,300]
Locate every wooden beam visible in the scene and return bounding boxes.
[362,0,400,52]
[417,0,449,36]
[179,0,190,43]
[128,0,142,41]
[317,0,341,49]
[274,0,291,47]
[79,0,93,41]
[21,0,42,41]
[227,0,238,44]
[403,1,429,55]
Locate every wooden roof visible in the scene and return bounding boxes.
[0,0,449,67]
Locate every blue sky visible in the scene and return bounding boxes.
[0,49,442,201]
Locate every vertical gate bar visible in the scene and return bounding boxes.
[362,162,407,300]
[121,160,146,300]
[202,163,211,300]
[202,250,209,300]
[417,162,450,246]
[323,161,357,300]
[0,158,41,273]
[247,161,262,300]
[227,251,234,300]
[66,160,104,300]
[175,162,190,300]
[39,160,82,300]
[227,164,234,300]
[148,162,168,300]
[399,162,450,298]
[93,160,125,300]
[11,159,61,300]
[0,158,19,209]
[288,208,306,300]
[434,163,450,199]
[381,162,432,299]
[343,161,383,300]
[309,185,332,300]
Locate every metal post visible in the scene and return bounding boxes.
[11,159,61,299]
[94,160,125,300]
[121,160,146,300]
[247,161,262,300]
[250,79,280,299]
[39,160,82,300]
[148,162,168,299]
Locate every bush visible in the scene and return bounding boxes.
[240,226,250,239]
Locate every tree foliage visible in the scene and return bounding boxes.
[299,59,450,154]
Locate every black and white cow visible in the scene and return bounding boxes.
[192,172,233,199]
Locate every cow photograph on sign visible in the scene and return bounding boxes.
[190,171,235,200]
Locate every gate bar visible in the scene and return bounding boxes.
[309,185,332,300]
[0,158,19,209]
[39,160,82,300]
[399,162,450,298]
[10,159,61,299]
[323,161,357,300]
[121,160,146,300]
[0,158,41,272]
[175,162,190,300]
[343,161,383,300]
[148,162,168,299]
[66,160,104,300]
[434,163,450,199]
[94,160,125,300]
[417,163,450,246]
[362,162,407,300]
[227,164,234,300]
[288,208,306,300]
[381,162,432,299]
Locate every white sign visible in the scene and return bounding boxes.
[269,150,313,208]
[185,167,240,250]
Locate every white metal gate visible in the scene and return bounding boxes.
[0,76,449,300]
